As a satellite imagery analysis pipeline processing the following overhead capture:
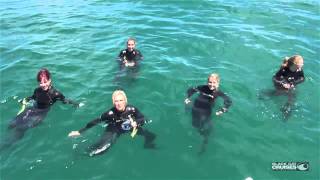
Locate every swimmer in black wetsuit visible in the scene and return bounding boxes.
[273,55,305,90]
[118,38,143,68]
[68,90,156,156]
[114,38,144,84]
[2,68,79,149]
[185,73,232,154]
[263,55,305,119]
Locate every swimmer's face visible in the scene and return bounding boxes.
[127,40,135,52]
[207,77,219,90]
[39,78,51,91]
[294,59,304,71]
[113,94,126,112]
[290,56,304,72]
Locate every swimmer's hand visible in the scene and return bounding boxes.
[74,102,85,108]
[216,108,227,116]
[282,83,294,90]
[184,98,191,104]
[128,115,137,128]
[124,60,135,67]
[215,111,224,116]
[68,131,81,137]
[282,83,291,89]
[131,121,137,128]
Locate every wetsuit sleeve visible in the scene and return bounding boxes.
[135,50,143,61]
[78,111,112,133]
[186,86,201,98]
[272,68,286,86]
[26,89,36,101]
[51,89,66,101]
[62,99,79,106]
[132,107,145,126]
[53,89,79,106]
[78,117,102,133]
[292,70,305,86]
[187,85,208,98]
[118,50,125,62]
[217,91,232,113]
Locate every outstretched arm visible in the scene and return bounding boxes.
[53,89,80,107]
[68,111,112,137]
[68,117,103,137]
[62,98,80,107]
[185,86,200,104]
[216,91,232,116]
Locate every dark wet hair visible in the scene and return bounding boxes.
[37,68,51,82]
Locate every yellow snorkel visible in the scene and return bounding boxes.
[17,98,27,115]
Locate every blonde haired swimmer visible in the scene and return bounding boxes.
[207,73,220,90]
[185,73,232,154]
[68,90,156,156]
[269,55,305,119]
[112,90,128,110]
[273,55,304,90]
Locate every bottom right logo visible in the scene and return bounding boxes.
[296,162,309,171]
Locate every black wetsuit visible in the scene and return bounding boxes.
[118,49,143,67]
[273,67,305,89]
[3,86,77,149]
[186,85,232,153]
[270,66,305,119]
[26,86,75,109]
[79,105,156,156]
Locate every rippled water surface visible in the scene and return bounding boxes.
[0,1,319,180]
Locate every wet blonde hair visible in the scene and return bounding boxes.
[208,73,220,82]
[112,90,128,105]
[281,55,304,67]
[291,55,303,65]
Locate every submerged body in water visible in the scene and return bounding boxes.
[1,69,78,150]
[114,38,143,86]
[185,74,232,154]
[117,38,143,69]
[68,90,156,157]
[261,55,305,120]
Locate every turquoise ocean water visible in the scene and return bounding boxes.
[0,1,319,180]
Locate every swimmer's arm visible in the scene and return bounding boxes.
[272,68,289,87]
[25,89,37,102]
[53,89,80,107]
[291,71,305,86]
[272,75,287,88]
[78,117,103,134]
[135,50,143,61]
[62,98,80,107]
[132,108,145,126]
[292,77,304,86]
[216,91,232,115]
[118,50,126,62]
[185,86,200,104]
[69,114,109,137]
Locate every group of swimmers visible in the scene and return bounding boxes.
[2,38,305,156]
